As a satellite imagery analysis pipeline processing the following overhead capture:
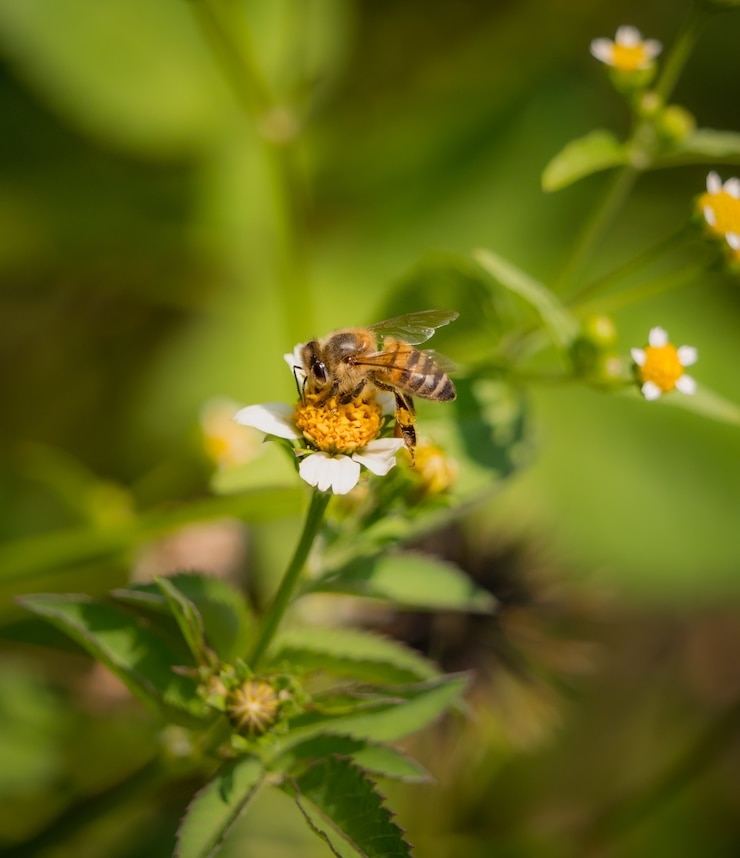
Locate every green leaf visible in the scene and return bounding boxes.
[265,626,439,684]
[451,376,530,482]
[474,247,578,349]
[311,552,495,613]
[175,756,265,858]
[0,488,302,585]
[284,674,470,746]
[276,734,431,783]
[155,576,212,668]
[377,252,513,364]
[542,130,627,192]
[18,593,210,725]
[656,384,740,426]
[210,442,299,496]
[0,0,230,156]
[113,573,254,663]
[285,756,412,858]
[655,128,740,167]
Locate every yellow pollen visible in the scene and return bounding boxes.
[638,344,684,393]
[698,189,740,237]
[227,680,280,735]
[611,43,650,71]
[293,393,383,454]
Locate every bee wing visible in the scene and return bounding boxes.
[367,309,459,345]
[420,349,457,373]
[352,348,456,374]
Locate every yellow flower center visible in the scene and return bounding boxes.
[698,189,740,237]
[638,344,684,393]
[227,680,280,735]
[293,393,383,455]
[611,43,650,71]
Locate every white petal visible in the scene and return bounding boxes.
[727,232,740,250]
[675,375,696,395]
[631,347,646,366]
[707,171,722,194]
[616,26,641,46]
[299,452,360,495]
[677,345,698,367]
[703,205,716,227]
[643,39,662,59]
[648,327,668,347]
[376,390,396,415]
[353,438,405,476]
[284,344,307,384]
[725,178,740,199]
[642,381,662,400]
[590,39,614,64]
[234,403,300,439]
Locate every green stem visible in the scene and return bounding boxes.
[250,489,331,668]
[573,261,706,317]
[554,164,640,295]
[566,224,694,307]
[581,695,740,850]
[554,5,709,299]
[654,3,710,103]
[190,0,313,345]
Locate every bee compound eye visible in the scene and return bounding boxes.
[312,359,327,383]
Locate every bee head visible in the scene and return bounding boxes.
[300,341,329,391]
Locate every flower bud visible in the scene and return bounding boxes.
[226,680,280,736]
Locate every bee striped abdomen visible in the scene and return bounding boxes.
[387,342,456,401]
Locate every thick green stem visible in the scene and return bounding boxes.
[190,0,313,345]
[249,490,331,668]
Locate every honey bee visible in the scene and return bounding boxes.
[298,309,458,464]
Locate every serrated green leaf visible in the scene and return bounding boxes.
[18,594,210,725]
[474,247,578,349]
[113,573,254,663]
[542,129,627,192]
[285,756,412,858]
[155,576,212,668]
[283,674,469,747]
[655,128,740,166]
[175,756,265,858]
[265,626,438,684]
[311,552,495,613]
[275,734,431,784]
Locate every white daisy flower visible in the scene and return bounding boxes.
[234,349,404,496]
[631,327,697,400]
[590,26,662,71]
[699,171,740,238]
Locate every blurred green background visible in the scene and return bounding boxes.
[1,0,740,855]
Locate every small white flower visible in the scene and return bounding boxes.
[590,26,661,71]
[631,327,697,400]
[234,397,404,496]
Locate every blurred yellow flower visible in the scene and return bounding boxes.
[590,26,661,71]
[698,172,740,261]
[631,327,697,400]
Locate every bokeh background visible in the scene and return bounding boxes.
[1,0,740,856]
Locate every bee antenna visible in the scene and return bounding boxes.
[292,365,305,402]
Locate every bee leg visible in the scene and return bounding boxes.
[373,383,416,466]
[338,377,367,405]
